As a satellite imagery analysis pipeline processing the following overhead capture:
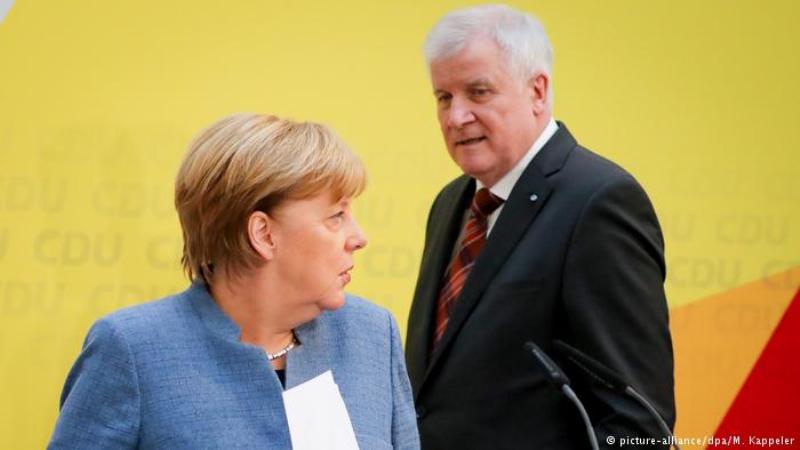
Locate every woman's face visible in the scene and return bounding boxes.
[269,192,367,313]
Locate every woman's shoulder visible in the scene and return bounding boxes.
[336,293,393,326]
[91,289,194,342]
[312,293,401,344]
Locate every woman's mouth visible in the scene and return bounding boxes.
[338,267,353,285]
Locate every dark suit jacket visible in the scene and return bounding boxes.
[406,123,675,449]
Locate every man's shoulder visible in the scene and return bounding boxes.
[436,174,471,199]
[568,144,631,179]
[425,175,471,215]
[560,144,643,193]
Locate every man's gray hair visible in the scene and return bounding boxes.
[424,4,553,83]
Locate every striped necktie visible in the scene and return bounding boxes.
[432,187,504,350]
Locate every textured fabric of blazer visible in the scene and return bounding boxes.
[49,282,420,449]
[406,123,675,449]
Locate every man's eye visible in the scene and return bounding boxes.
[472,89,490,97]
[436,95,451,104]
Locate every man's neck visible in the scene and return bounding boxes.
[477,116,557,193]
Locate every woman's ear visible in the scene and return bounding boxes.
[248,211,276,260]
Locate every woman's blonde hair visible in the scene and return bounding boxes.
[174,113,366,283]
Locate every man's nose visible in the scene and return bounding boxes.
[447,97,476,128]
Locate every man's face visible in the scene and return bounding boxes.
[431,38,543,187]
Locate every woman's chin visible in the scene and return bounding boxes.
[319,291,346,311]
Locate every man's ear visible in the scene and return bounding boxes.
[528,72,550,115]
[248,211,276,261]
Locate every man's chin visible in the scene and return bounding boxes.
[461,166,500,186]
[452,154,494,177]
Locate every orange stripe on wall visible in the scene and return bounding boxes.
[710,288,800,447]
[672,267,800,447]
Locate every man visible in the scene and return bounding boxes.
[406,5,675,449]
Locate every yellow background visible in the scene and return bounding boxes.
[1,0,798,448]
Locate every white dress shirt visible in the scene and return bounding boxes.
[477,118,558,236]
[447,119,559,263]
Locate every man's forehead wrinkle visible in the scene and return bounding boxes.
[467,78,493,87]
[434,76,494,92]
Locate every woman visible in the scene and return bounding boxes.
[49,114,420,449]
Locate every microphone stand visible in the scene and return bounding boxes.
[524,342,599,450]
[553,339,680,450]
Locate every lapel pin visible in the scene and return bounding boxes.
[529,194,539,202]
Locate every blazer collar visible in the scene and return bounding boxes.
[187,281,241,340]
[186,280,333,389]
[532,121,576,176]
[285,312,334,389]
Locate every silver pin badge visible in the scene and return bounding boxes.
[529,194,539,202]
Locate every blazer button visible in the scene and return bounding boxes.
[416,405,427,419]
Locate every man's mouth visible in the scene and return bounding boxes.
[455,136,486,146]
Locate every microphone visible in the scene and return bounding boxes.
[552,340,680,450]
[524,342,599,450]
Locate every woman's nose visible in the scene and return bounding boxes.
[347,219,368,251]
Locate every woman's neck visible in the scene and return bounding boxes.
[209,270,298,368]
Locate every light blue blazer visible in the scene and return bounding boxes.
[49,282,420,449]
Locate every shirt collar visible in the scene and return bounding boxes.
[476,118,558,199]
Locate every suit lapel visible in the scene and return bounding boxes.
[406,177,473,394]
[421,122,578,385]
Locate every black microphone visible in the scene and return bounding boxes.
[524,342,599,450]
[552,340,680,450]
